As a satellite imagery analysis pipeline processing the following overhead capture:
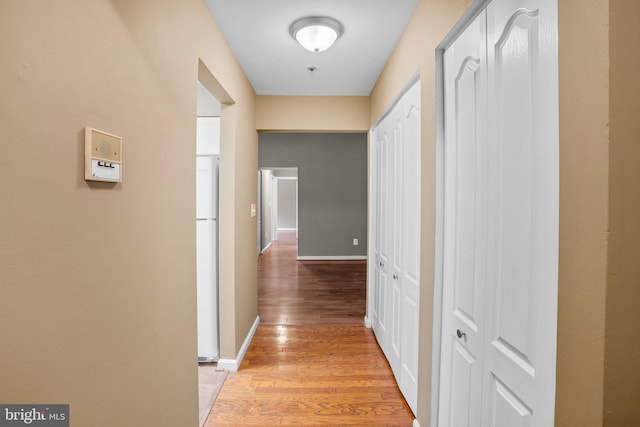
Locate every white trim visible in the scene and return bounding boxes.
[431,32,447,427]
[413,419,421,427]
[217,316,260,372]
[371,71,421,130]
[364,316,372,328]
[277,228,296,231]
[260,242,272,254]
[436,0,492,52]
[296,255,368,261]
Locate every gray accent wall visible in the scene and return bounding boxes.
[259,133,368,258]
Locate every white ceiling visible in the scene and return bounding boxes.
[204,0,420,96]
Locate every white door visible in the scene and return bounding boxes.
[399,80,421,414]
[439,12,488,426]
[374,120,391,356]
[482,0,558,425]
[388,105,403,379]
[439,0,558,426]
[370,80,422,415]
[369,129,380,331]
[196,156,219,361]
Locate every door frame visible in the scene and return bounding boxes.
[431,1,500,425]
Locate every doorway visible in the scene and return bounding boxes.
[258,167,298,255]
[196,81,220,363]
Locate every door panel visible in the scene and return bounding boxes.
[400,80,421,414]
[483,0,558,425]
[439,11,488,427]
[375,124,390,354]
[389,108,404,377]
[489,375,532,427]
[370,130,380,329]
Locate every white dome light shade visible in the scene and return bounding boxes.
[290,17,343,53]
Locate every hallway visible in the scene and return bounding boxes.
[205,231,414,425]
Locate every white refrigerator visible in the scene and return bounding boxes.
[196,155,219,362]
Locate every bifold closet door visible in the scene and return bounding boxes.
[373,120,391,357]
[439,12,488,427]
[482,0,559,425]
[399,81,420,412]
[439,0,559,426]
[370,80,421,415]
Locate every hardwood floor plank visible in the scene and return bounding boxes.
[207,231,414,425]
[258,231,366,326]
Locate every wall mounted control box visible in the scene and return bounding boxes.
[84,127,122,183]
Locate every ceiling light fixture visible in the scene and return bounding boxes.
[290,16,343,53]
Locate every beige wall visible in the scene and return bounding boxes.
[256,95,370,132]
[556,1,609,425]
[604,0,640,425]
[0,1,257,426]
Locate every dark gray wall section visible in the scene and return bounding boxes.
[259,133,368,257]
[277,179,297,229]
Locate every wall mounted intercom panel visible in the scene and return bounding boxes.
[84,127,122,183]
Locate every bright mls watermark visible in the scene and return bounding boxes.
[0,405,68,426]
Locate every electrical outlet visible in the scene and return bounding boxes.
[353,238,359,246]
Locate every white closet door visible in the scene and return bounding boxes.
[388,105,404,378]
[374,120,391,356]
[369,129,380,330]
[399,81,421,414]
[370,80,422,416]
[439,11,489,427]
[482,0,558,426]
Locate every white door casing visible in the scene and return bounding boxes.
[439,12,488,427]
[438,0,559,426]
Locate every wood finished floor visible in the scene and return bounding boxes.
[206,231,414,425]
[258,231,367,326]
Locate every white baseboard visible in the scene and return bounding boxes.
[296,255,368,261]
[364,316,372,328]
[413,419,420,427]
[217,316,260,372]
[260,242,272,254]
[277,228,296,231]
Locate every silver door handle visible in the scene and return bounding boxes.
[456,329,466,339]
[393,274,398,280]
